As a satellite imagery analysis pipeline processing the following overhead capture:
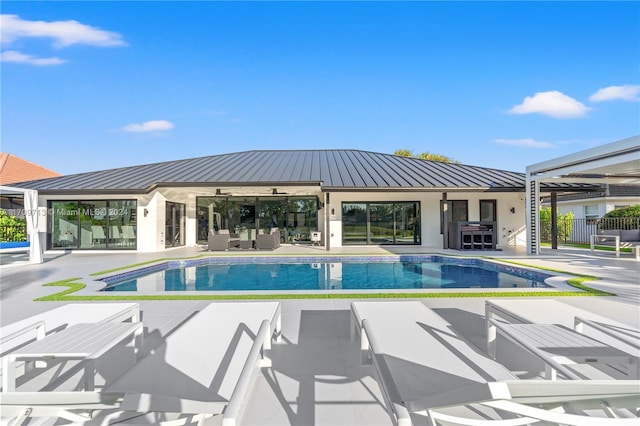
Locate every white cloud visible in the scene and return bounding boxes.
[0,14,126,48]
[0,50,65,66]
[122,120,175,133]
[589,85,640,102]
[508,91,590,119]
[494,138,554,149]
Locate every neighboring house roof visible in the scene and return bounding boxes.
[14,149,594,194]
[0,153,60,185]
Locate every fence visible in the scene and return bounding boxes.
[540,217,640,245]
[0,224,27,242]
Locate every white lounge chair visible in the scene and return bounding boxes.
[351,301,640,426]
[1,301,281,426]
[1,303,141,389]
[409,379,640,425]
[485,299,640,380]
[351,301,516,426]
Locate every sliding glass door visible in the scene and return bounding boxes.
[342,201,420,245]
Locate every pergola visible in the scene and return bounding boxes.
[525,136,640,255]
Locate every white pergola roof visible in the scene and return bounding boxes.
[527,136,640,186]
[525,135,640,254]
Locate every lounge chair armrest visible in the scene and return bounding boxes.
[574,316,640,350]
[222,319,272,426]
[482,399,640,425]
[1,321,46,345]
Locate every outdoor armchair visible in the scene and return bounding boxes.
[255,228,280,250]
[208,229,240,251]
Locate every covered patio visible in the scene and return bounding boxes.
[526,135,640,255]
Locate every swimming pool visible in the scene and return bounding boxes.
[100,256,550,292]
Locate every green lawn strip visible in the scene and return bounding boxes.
[540,242,631,253]
[36,287,592,302]
[34,278,86,301]
[488,258,611,296]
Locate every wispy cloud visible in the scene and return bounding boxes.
[122,120,175,133]
[1,14,126,48]
[589,84,640,102]
[0,50,65,66]
[508,90,590,119]
[494,138,554,149]
[1,14,125,66]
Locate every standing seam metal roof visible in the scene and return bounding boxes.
[11,149,588,192]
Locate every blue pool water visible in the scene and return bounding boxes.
[100,257,549,292]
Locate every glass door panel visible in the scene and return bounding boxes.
[258,198,287,234]
[369,203,394,244]
[342,203,367,245]
[165,202,185,248]
[79,201,107,249]
[287,198,317,243]
[395,202,420,244]
[227,197,256,242]
[108,200,137,249]
[51,201,78,249]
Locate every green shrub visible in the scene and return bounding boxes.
[539,207,574,242]
[0,210,27,242]
[603,205,640,218]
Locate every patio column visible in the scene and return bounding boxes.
[550,192,558,250]
[442,193,448,249]
[324,192,330,251]
[526,177,540,255]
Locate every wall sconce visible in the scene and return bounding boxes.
[272,188,278,195]
[215,189,222,196]
[331,208,335,215]
[144,208,149,217]
[510,207,515,214]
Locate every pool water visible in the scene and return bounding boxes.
[101,260,548,292]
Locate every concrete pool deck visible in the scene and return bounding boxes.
[1,245,639,424]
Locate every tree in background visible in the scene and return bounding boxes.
[539,207,574,243]
[394,149,459,164]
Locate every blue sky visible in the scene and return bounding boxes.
[2,1,639,176]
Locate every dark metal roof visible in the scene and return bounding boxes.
[12,149,594,194]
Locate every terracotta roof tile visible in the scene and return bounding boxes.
[0,153,60,185]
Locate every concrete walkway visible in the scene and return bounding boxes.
[1,244,639,425]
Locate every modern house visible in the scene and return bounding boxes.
[14,149,592,253]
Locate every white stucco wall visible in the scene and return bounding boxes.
[327,191,526,248]
[39,188,527,252]
[554,197,640,219]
